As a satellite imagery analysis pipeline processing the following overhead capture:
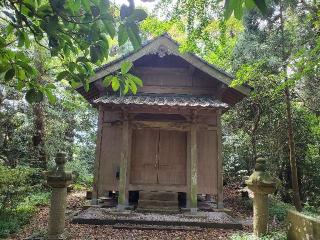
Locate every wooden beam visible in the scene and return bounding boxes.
[186,131,191,208]
[128,184,187,192]
[101,105,218,115]
[133,66,189,74]
[138,86,215,95]
[217,109,224,209]
[118,112,129,210]
[132,120,190,131]
[91,106,104,205]
[188,115,198,213]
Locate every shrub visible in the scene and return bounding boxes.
[0,209,33,238]
[0,165,35,210]
[65,158,93,187]
[303,202,320,219]
[0,191,50,238]
[269,198,293,222]
[20,191,50,208]
[230,231,287,240]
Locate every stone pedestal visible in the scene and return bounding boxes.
[46,153,72,240]
[245,158,278,238]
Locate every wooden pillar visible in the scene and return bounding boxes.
[217,109,224,209]
[188,116,198,213]
[118,111,129,210]
[91,105,104,205]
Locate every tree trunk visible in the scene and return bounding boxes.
[32,102,47,170]
[64,116,76,162]
[284,87,302,211]
[31,49,48,170]
[279,0,302,211]
[250,103,261,170]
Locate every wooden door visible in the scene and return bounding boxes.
[130,128,187,186]
[158,130,187,185]
[130,129,158,184]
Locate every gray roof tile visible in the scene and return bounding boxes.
[93,94,229,109]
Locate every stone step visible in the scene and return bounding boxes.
[139,191,178,201]
[136,207,180,214]
[138,199,178,209]
[113,223,202,231]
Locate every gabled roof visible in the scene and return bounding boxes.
[88,34,251,96]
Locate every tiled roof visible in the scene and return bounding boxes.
[93,94,228,109]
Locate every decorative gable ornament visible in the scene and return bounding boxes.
[149,45,175,58]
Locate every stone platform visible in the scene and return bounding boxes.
[137,191,179,213]
[72,207,242,230]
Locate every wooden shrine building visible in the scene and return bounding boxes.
[77,34,251,211]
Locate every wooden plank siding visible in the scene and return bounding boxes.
[96,109,219,198]
[97,111,122,195]
[197,127,218,195]
[132,67,219,96]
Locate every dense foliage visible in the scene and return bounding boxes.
[0,0,146,103]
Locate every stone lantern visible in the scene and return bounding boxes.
[245,158,278,238]
[46,153,73,240]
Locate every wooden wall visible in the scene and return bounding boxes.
[95,109,219,197]
[96,111,122,196]
[132,66,219,95]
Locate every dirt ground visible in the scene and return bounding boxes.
[9,185,252,240]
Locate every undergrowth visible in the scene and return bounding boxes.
[0,191,50,238]
[230,231,287,240]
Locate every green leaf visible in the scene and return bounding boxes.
[128,9,148,22]
[4,68,15,81]
[25,88,44,103]
[111,77,120,91]
[57,71,69,81]
[45,88,57,104]
[0,37,6,48]
[123,81,129,95]
[224,0,234,19]
[17,31,25,47]
[234,0,243,19]
[118,24,128,46]
[98,34,109,56]
[0,64,9,73]
[253,0,267,15]
[46,83,56,89]
[121,61,133,74]
[104,21,116,39]
[127,23,141,50]
[17,68,26,80]
[70,80,81,88]
[127,73,143,87]
[17,79,24,90]
[81,78,90,92]
[245,0,255,9]
[90,44,100,63]
[81,0,90,11]
[18,31,31,48]
[129,81,137,94]
[103,75,115,87]
[16,61,35,75]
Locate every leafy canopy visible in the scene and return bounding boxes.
[0,0,147,103]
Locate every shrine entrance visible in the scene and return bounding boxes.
[130,128,187,186]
